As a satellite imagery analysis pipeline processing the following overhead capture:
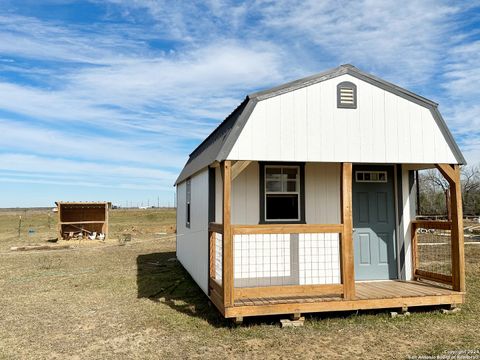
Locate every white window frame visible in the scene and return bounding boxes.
[264,165,301,222]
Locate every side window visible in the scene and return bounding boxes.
[186,179,191,228]
[337,81,357,109]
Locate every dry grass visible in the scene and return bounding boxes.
[0,208,479,359]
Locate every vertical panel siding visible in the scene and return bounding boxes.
[384,92,399,161]
[226,162,411,282]
[227,74,458,164]
[230,162,340,225]
[305,163,341,224]
[231,162,259,225]
[176,169,210,294]
[306,84,322,160]
[294,88,308,160]
[401,166,414,280]
[215,166,223,223]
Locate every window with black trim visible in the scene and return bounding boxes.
[337,81,357,108]
[186,179,191,228]
[261,164,305,223]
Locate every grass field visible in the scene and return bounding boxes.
[0,208,479,359]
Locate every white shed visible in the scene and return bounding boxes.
[175,64,466,320]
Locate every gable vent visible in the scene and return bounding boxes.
[337,81,357,109]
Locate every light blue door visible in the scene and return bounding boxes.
[353,165,397,280]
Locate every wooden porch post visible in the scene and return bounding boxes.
[221,160,234,307]
[341,163,355,300]
[436,164,465,292]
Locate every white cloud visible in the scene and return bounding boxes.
[0,13,286,137]
[0,153,176,189]
[0,14,149,64]
[439,39,480,164]
[255,0,460,86]
[0,1,479,205]
[0,119,186,167]
[66,41,284,113]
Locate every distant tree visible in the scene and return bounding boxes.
[419,169,450,218]
[418,164,480,217]
[462,165,480,215]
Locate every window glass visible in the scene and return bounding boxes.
[264,166,301,221]
[286,180,297,192]
[266,180,282,192]
[266,194,298,220]
[283,167,298,180]
[355,171,388,183]
[265,167,282,180]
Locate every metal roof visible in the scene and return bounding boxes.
[175,64,465,184]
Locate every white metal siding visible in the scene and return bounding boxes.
[227,74,458,164]
[231,162,260,225]
[305,163,341,224]
[229,162,340,225]
[400,165,415,280]
[215,166,223,223]
[176,169,210,295]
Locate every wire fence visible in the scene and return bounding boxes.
[232,232,341,288]
[416,228,452,277]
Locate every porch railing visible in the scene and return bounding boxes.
[209,222,345,303]
[411,220,453,286]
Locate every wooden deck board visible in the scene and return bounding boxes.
[226,281,463,318]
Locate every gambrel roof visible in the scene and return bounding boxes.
[175,64,465,184]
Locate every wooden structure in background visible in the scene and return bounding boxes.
[56,202,110,240]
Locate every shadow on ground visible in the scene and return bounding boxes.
[137,252,228,327]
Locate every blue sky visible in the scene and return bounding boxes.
[0,1,479,207]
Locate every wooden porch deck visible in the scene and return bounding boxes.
[224,281,464,318]
[210,161,465,319]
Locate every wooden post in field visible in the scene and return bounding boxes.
[18,216,22,240]
[341,163,355,300]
